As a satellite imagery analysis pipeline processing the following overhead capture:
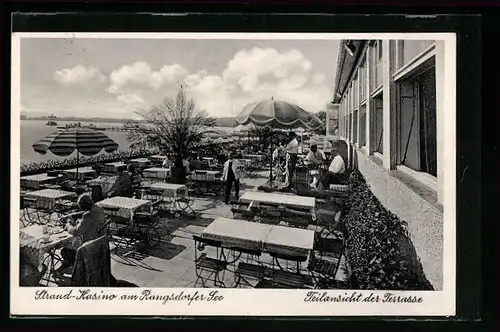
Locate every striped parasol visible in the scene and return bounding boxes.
[32,127,119,180]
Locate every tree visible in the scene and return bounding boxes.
[315,111,327,135]
[124,86,210,184]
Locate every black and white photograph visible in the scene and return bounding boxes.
[11,31,456,316]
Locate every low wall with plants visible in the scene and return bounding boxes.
[20,149,159,176]
[343,169,434,290]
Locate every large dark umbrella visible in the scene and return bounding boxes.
[236,98,324,188]
[32,127,119,181]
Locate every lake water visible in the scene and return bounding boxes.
[20,120,234,163]
[20,120,134,163]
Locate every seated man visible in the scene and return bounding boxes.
[305,144,324,166]
[318,142,348,189]
[107,168,133,198]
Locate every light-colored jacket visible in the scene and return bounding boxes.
[222,159,242,180]
[285,138,299,154]
[328,155,346,174]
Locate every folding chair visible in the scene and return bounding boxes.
[268,252,313,289]
[132,199,163,249]
[230,246,266,288]
[192,235,228,288]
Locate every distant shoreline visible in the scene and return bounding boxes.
[21,116,238,127]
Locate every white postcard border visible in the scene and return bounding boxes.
[11,32,456,317]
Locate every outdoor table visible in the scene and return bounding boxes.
[147,182,187,198]
[190,170,221,181]
[20,224,76,272]
[246,154,265,162]
[262,224,315,258]
[21,174,57,190]
[202,217,272,250]
[129,158,152,168]
[142,167,171,181]
[64,167,97,181]
[103,162,127,174]
[239,191,315,211]
[202,218,314,258]
[240,159,253,168]
[24,189,77,210]
[86,176,117,194]
[97,196,151,222]
[149,155,168,165]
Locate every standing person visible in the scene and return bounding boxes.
[222,152,241,204]
[283,131,299,189]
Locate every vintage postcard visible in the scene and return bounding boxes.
[11,31,456,316]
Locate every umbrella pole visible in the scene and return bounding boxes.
[76,151,79,184]
[269,130,273,188]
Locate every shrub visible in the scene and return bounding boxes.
[343,169,434,290]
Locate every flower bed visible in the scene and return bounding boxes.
[20,148,159,176]
[343,169,434,290]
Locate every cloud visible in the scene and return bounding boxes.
[182,47,331,117]
[116,93,145,105]
[108,62,188,92]
[54,65,107,86]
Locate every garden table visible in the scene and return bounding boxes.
[86,176,117,194]
[246,154,265,162]
[142,167,171,181]
[20,223,77,281]
[103,162,127,174]
[129,158,152,168]
[239,191,315,212]
[21,174,57,190]
[263,224,315,258]
[64,167,96,181]
[24,189,77,210]
[97,196,151,222]
[202,217,272,250]
[202,218,315,258]
[149,155,168,163]
[147,182,187,198]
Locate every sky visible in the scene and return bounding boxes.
[20,37,340,119]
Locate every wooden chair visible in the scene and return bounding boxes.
[230,246,266,288]
[268,252,313,289]
[192,235,228,288]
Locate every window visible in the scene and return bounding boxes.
[377,40,383,60]
[353,110,358,143]
[360,60,367,101]
[372,94,384,154]
[397,67,437,176]
[349,113,353,141]
[360,104,367,146]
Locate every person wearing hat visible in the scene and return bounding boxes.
[283,131,299,189]
[222,152,242,204]
[58,193,106,270]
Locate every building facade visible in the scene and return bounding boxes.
[332,39,447,290]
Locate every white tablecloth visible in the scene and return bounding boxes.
[97,196,151,221]
[202,218,315,257]
[21,174,57,190]
[25,189,77,210]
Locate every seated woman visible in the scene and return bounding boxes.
[107,168,133,198]
[58,194,106,271]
